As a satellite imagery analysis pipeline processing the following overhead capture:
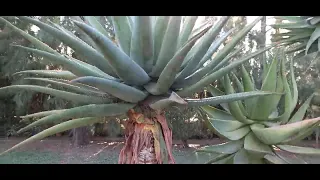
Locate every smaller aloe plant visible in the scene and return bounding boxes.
[198,52,320,164]
[271,16,320,56]
[271,16,320,149]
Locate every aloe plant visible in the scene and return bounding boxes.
[199,52,320,164]
[271,16,320,146]
[271,16,320,56]
[0,16,273,164]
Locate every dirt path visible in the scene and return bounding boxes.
[0,137,319,164]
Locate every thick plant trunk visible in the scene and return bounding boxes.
[119,109,175,164]
[71,127,90,147]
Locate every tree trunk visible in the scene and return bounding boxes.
[260,16,267,63]
[256,16,267,87]
[119,108,175,164]
[71,127,90,147]
[316,128,319,148]
[182,139,189,148]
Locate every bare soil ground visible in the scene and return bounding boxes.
[0,137,319,164]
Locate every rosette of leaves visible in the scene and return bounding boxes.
[0,16,273,164]
[199,53,320,164]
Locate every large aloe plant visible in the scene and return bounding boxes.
[199,52,320,164]
[0,16,274,164]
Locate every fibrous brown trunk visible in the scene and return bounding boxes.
[71,126,90,147]
[119,108,175,164]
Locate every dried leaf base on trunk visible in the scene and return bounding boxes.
[119,109,175,164]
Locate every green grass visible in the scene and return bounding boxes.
[0,151,62,164]
[0,149,201,164]
[0,138,319,164]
